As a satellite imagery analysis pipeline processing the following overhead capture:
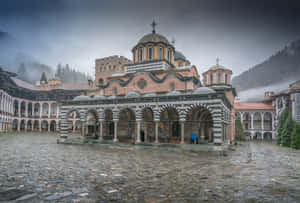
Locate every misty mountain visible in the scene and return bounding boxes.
[1,29,89,84]
[232,39,300,93]
[17,62,54,84]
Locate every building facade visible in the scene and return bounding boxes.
[0,67,87,133]
[59,25,237,145]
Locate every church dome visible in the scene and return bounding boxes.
[193,87,216,95]
[125,91,141,98]
[73,95,91,101]
[138,33,170,45]
[174,51,186,61]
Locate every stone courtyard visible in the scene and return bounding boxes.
[0,133,300,202]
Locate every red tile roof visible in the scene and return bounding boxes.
[234,102,274,110]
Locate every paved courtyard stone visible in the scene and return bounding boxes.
[0,132,300,202]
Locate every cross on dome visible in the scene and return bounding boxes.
[216,57,220,66]
[151,20,157,34]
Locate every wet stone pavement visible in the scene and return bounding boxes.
[0,133,300,203]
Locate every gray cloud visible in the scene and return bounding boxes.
[1,0,300,77]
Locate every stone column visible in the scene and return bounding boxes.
[24,120,27,131]
[113,120,118,142]
[17,119,20,131]
[180,120,185,144]
[272,113,275,131]
[48,103,51,118]
[99,120,103,141]
[56,105,59,118]
[39,103,43,118]
[136,120,141,143]
[73,120,76,132]
[155,120,159,143]
[239,112,244,125]
[48,121,50,132]
[261,112,264,130]
[250,113,254,129]
[18,101,21,117]
[25,101,28,118]
[39,121,42,132]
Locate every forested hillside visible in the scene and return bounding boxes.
[54,64,91,84]
[232,40,300,92]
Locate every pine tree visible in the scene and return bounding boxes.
[40,72,48,84]
[291,123,297,149]
[17,63,26,76]
[277,109,289,145]
[291,123,300,149]
[55,64,62,79]
[235,118,244,141]
[281,113,294,147]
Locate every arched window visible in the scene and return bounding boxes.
[148,46,153,60]
[225,73,228,84]
[210,73,213,84]
[204,75,207,85]
[138,47,143,62]
[159,46,164,60]
[218,72,221,83]
[98,78,104,85]
[178,62,182,67]
[167,48,171,63]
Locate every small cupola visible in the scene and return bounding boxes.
[202,58,232,87]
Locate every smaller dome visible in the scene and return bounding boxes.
[143,93,157,97]
[166,91,181,96]
[138,33,170,45]
[174,51,186,61]
[93,95,106,100]
[73,95,91,101]
[125,91,141,98]
[193,87,216,95]
[209,64,231,72]
[107,95,116,99]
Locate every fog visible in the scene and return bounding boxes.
[237,80,294,102]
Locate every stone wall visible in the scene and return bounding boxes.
[95,55,132,85]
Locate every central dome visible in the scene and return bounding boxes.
[138,33,170,45]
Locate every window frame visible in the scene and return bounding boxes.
[138,47,143,62]
[159,46,164,60]
[148,46,153,60]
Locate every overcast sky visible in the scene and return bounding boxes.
[1,0,300,77]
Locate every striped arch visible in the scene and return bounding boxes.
[83,108,100,122]
[118,106,136,119]
[64,108,82,120]
[158,104,180,116]
[140,104,155,120]
[184,103,214,120]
